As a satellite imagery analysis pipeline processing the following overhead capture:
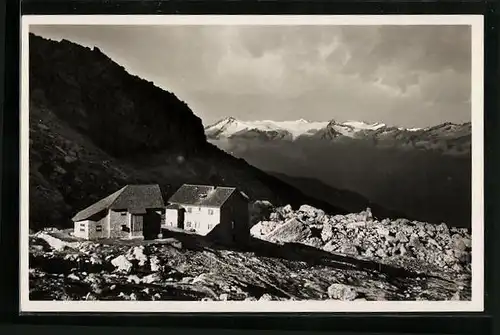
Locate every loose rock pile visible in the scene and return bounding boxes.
[251,204,472,276]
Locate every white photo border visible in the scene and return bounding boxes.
[19,14,485,313]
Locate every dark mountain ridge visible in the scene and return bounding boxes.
[29,33,372,230]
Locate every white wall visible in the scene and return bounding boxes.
[109,210,131,239]
[184,206,220,236]
[73,220,90,239]
[74,219,109,240]
[164,208,179,228]
[87,218,108,240]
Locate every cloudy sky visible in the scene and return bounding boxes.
[30,24,471,128]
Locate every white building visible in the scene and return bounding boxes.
[165,184,250,243]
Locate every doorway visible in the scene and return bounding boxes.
[143,210,162,240]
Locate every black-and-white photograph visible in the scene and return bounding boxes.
[20,15,484,313]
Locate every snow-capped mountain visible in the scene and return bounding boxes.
[205,117,330,140]
[205,117,468,150]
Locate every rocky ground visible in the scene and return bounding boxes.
[29,203,471,302]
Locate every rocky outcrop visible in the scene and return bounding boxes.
[252,205,472,277]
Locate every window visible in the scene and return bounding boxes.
[121,225,130,232]
[96,225,102,232]
[80,223,86,228]
[187,207,192,213]
[79,228,85,232]
[120,212,127,216]
[198,207,201,211]
[208,209,214,215]
[208,224,213,229]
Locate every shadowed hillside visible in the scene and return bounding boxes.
[209,135,471,228]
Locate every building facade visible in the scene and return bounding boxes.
[165,184,250,243]
[72,184,165,240]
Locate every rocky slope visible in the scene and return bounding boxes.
[207,118,471,228]
[29,203,470,301]
[29,33,348,230]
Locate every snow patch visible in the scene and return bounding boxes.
[206,117,329,139]
[342,120,386,131]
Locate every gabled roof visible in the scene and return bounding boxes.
[168,184,245,208]
[72,184,164,222]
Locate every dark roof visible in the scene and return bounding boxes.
[72,184,164,221]
[166,204,183,210]
[168,184,244,208]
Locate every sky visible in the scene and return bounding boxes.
[30,24,472,128]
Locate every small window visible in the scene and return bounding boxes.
[187,207,192,213]
[120,212,127,216]
[80,223,86,228]
[198,207,201,211]
[79,228,85,232]
[208,224,213,229]
[208,209,214,215]
[121,225,130,232]
[96,225,102,232]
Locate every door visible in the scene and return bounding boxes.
[177,208,185,229]
[143,210,161,240]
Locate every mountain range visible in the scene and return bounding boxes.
[206,117,471,228]
[206,117,471,155]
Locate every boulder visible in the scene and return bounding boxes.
[298,205,325,219]
[266,218,312,243]
[395,231,409,243]
[259,293,274,301]
[304,237,324,249]
[408,234,422,249]
[340,244,359,256]
[321,222,334,242]
[150,255,162,272]
[132,246,148,266]
[327,284,358,301]
[347,221,366,229]
[377,227,390,237]
[323,241,337,253]
[451,234,468,252]
[376,249,387,258]
[395,218,410,225]
[67,273,80,281]
[111,255,133,273]
[437,222,450,235]
[142,273,161,284]
[450,291,461,301]
[269,212,281,221]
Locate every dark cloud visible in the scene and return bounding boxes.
[30,24,471,127]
